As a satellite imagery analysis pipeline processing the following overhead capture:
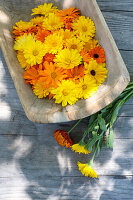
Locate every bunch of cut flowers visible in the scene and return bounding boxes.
[13,3,108,107]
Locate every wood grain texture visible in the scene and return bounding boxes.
[0,0,133,199]
[0,0,130,123]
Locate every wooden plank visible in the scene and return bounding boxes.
[0,176,132,199]
[97,0,133,12]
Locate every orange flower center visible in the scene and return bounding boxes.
[82,26,87,32]
[94,54,99,58]
[33,49,39,56]
[62,89,68,96]
[71,44,77,49]
[82,84,87,90]
[90,70,96,76]
[51,72,57,79]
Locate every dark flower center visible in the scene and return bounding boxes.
[93,54,99,58]
[90,70,96,76]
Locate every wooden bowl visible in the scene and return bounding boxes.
[0,0,130,123]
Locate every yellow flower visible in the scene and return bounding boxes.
[84,39,98,52]
[71,143,90,154]
[17,51,31,69]
[57,29,75,44]
[14,33,35,51]
[33,80,51,98]
[13,20,34,31]
[85,59,108,85]
[51,80,78,107]
[31,3,57,16]
[65,37,84,52]
[44,32,63,54]
[42,13,64,31]
[54,48,82,69]
[72,16,96,39]
[77,161,98,178]
[30,16,44,25]
[77,75,98,99]
[24,40,46,66]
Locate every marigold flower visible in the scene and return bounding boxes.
[89,46,106,64]
[23,66,40,85]
[66,65,85,80]
[71,143,90,154]
[38,62,67,88]
[23,40,46,66]
[85,59,108,85]
[65,37,84,52]
[54,130,73,148]
[77,75,98,99]
[77,161,97,178]
[17,51,30,69]
[51,80,78,106]
[54,48,82,69]
[35,29,51,43]
[84,39,98,52]
[56,7,80,22]
[43,53,55,63]
[30,16,44,27]
[44,32,63,54]
[31,3,57,16]
[72,16,96,39]
[42,13,64,31]
[58,29,75,44]
[33,80,51,98]
[80,49,91,64]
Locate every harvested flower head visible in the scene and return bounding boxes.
[23,66,40,86]
[38,62,67,88]
[35,29,51,43]
[66,65,85,80]
[77,161,97,178]
[44,32,63,54]
[30,16,44,26]
[85,59,108,85]
[54,48,82,69]
[31,3,57,16]
[17,51,30,69]
[33,80,51,98]
[58,29,75,44]
[65,37,84,52]
[13,33,35,51]
[54,130,73,148]
[43,53,55,63]
[72,16,96,39]
[56,7,80,22]
[84,39,98,52]
[89,46,106,63]
[24,40,46,66]
[77,75,98,99]
[51,80,78,106]
[71,143,90,154]
[80,49,91,64]
[42,13,64,31]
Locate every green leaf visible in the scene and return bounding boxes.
[98,114,107,132]
[105,127,114,148]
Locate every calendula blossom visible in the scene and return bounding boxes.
[71,143,90,154]
[77,161,98,178]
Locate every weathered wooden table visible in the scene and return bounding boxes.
[0,0,133,199]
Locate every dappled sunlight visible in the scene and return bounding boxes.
[56,151,72,175]
[0,101,11,120]
[0,10,9,24]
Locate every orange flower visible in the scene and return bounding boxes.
[35,29,51,43]
[38,62,67,88]
[88,46,106,64]
[66,65,85,80]
[43,53,56,63]
[13,26,37,39]
[54,130,73,148]
[23,66,40,85]
[80,49,91,64]
[56,7,80,22]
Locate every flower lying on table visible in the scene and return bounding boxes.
[12,3,108,107]
[54,82,133,178]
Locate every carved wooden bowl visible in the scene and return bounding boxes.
[0,0,130,123]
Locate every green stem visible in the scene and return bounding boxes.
[88,143,98,166]
[67,118,82,135]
